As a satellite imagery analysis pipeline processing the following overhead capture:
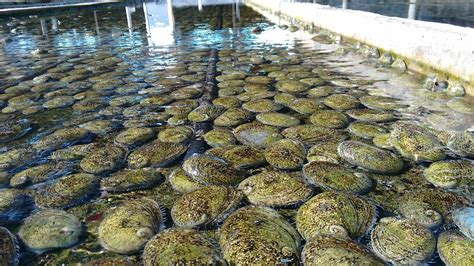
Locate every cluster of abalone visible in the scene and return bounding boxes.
[0,4,472,265]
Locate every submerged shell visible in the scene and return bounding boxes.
[214,108,250,127]
[167,167,204,194]
[346,109,396,122]
[390,122,446,162]
[397,189,469,228]
[98,198,164,254]
[0,118,31,143]
[323,94,360,110]
[219,206,301,265]
[127,141,187,168]
[423,160,473,189]
[302,235,384,265]
[222,145,266,168]
[182,154,246,186]
[203,129,237,147]
[437,231,474,266]
[265,139,306,170]
[80,145,126,175]
[9,161,71,188]
[275,80,310,93]
[338,141,404,174]
[303,161,372,194]
[360,95,407,110]
[296,191,376,240]
[101,168,163,193]
[307,140,342,163]
[447,131,474,158]
[372,133,392,150]
[288,98,325,114]
[370,217,436,265]
[33,127,91,152]
[453,207,474,240]
[282,124,347,145]
[348,121,386,139]
[143,228,224,266]
[256,112,300,128]
[0,227,18,265]
[310,110,349,129]
[188,105,226,122]
[242,99,282,113]
[0,189,34,225]
[171,186,243,228]
[238,171,313,207]
[114,127,155,146]
[36,173,99,209]
[50,143,100,161]
[233,122,283,147]
[158,126,193,143]
[18,209,82,253]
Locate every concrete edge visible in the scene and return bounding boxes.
[0,0,123,15]
[244,0,474,97]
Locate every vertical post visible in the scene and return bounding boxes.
[143,2,150,35]
[198,0,202,12]
[40,19,47,36]
[167,0,174,29]
[408,0,417,20]
[51,17,58,32]
[126,6,133,35]
[235,0,240,21]
[93,11,100,35]
[342,0,348,9]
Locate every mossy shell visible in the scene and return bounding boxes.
[182,154,246,186]
[219,206,301,265]
[143,228,224,266]
[80,145,126,175]
[0,227,18,265]
[303,161,372,194]
[157,126,193,143]
[438,231,474,266]
[0,118,31,143]
[307,140,343,163]
[98,198,163,254]
[256,112,300,128]
[296,191,376,240]
[370,217,436,265]
[33,127,91,152]
[453,207,474,240]
[171,186,243,228]
[222,145,266,168]
[265,139,306,170]
[18,209,82,253]
[348,121,386,139]
[203,129,237,148]
[188,105,226,122]
[114,127,155,146]
[360,95,407,111]
[345,109,396,122]
[214,108,250,127]
[238,171,313,207]
[310,110,349,129]
[9,161,71,188]
[242,99,282,113]
[288,98,325,114]
[423,160,473,189]
[275,80,310,93]
[101,168,163,193]
[447,131,474,158]
[127,141,187,168]
[233,122,283,147]
[338,141,404,174]
[323,94,360,110]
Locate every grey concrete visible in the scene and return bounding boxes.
[245,0,474,96]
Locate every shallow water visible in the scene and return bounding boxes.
[0,2,473,265]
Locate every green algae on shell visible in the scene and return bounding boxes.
[245,76,274,84]
[233,122,284,147]
[265,139,306,170]
[222,145,266,168]
[302,235,384,265]
[423,160,473,189]
[288,98,325,114]
[0,118,31,143]
[182,154,246,186]
[0,227,18,265]
[236,90,276,102]
[188,104,226,122]
[345,109,397,122]
[338,141,404,174]
[296,191,377,240]
[242,99,282,113]
[36,173,100,209]
[50,143,100,161]
[127,141,187,168]
[0,189,34,225]
[98,198,164,254]
[274,93,297,106]
[219,206,301,265]
[282,124,347,145]
[214,108,250,127]
[171,186,243,228]
[18,209,82,253]
[80,145,126,175]
[143,228,224,266]
[437,231,474,266]
[203,129,237,148]
[9,161,72,188]
[360,95,407,110]
[308,86,336,98]
[158,126,193,143]
[238,171,313,207]
[100,168,163,193]
[307,140,342,163]
[370,217,436,265]
[303,161,372,194]
[114,127,155,146]
[348,121,387,139]
[447,131,474,158]
[372,133,393,150]
[390,122,446,162]
[323,94,360,110]
[275,80,310,93]
[212,96,241,109]
[310,110,350,129]
[167,167,204,194]
[396,188,469,228]
[256,112,300,128]
[33,127,91,152]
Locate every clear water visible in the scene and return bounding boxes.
[293,0,474,28]
[0,1,472,265]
